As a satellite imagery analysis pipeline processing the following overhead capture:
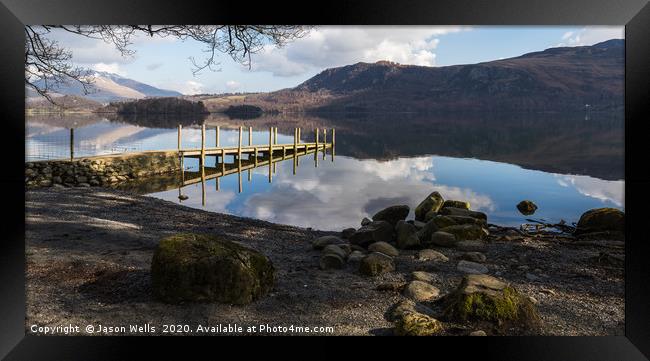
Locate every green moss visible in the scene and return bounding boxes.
[454,287,520,322]
[394,312,443,336]
[151,233,274,305]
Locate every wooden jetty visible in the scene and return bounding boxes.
[175,125,336,203]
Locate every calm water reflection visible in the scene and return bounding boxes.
[26,112,624,230]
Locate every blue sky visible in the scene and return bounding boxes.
[48,26,623,95]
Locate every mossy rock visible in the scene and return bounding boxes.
[443,200,470,210]
[443,274,540,334]
[359,252,395,276]
[372,205,410,227]
[151,233,275,305]
[439,207,488,221]
[439,224,489,241]
[575,208,625,235]
[415,191,444,222]
[349,221,394,247]
[396,220,421,249]
[394,312,443,336]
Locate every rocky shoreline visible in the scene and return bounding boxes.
[26,187,624,336]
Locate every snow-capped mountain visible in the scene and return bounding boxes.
[29,71,182,103]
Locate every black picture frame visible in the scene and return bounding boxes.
[1,0,648,359]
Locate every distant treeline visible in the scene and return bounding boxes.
[107,98,209,115]
[221,104,278,119]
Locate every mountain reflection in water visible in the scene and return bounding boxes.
[26,111,624,230]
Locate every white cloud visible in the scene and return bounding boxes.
[557,27,623,47]
[555,174,624,207]
[250,26,469,77]
[225,80,241,91]
[91,62,127,76]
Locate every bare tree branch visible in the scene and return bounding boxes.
[25,25,312,107]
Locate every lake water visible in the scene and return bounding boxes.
[26,112,624,231]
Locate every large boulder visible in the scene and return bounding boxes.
[428,231,457,247]
[416,249,449,262]
[368,241,400,257]
[442,200,470,210]
[151,233,275,305]
[416,219,440,245]
[575,208,625,235]
[396,220,421,249]
[516,200,538,216]
[349,221,394,247]
[439,224,489,241]
[372,205,410,227]
[457,260,489,274]
[443,274,540,334]
[439,207,487,221]
[415,191,445,222]
[359,252,395,276]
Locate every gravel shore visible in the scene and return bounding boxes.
[26,188,624,336]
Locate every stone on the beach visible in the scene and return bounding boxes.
[456,240,488,252]
[361,217,372,226]
[359,252,395,276]
[368,241,399,257]
[516,200,538,215]
[412,271,436,283]
[461,252,487,263]
[348,250,365,263]
[424,210,438,222]
[446,215,487,226]
[312,235,344,250]
[443,274,540,332]
[443,200,470,210]
[389,299,436,321]
[403,280,440,302]
[349,221,394,247]
[151,233,275,305]
[429,231,457,247]
[430,215,457,229]
[395,220,420,249]
[439,224,489,241]
[457,260,489,274]
[574,208,625,235]
[319,253,346,270]
[178,194,189,200]
[335,243,352,255]
[322,244,348,260]
[341,227,356,239]
[416,220,440,245]
[394,312,443,336]
[416,249,449,262]
[372,205,410,226]
[415,191,445,222]
[413,220,426,229]
[470,330,487,336]
[439,207,488,221]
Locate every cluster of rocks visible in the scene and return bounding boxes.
[25,151,181,189]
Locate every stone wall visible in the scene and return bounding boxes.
[25,151,182,188]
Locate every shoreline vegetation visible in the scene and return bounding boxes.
[26,186,624,336]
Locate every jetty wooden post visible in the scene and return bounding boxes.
[274,127,278,144]
[254,147,259,167]
[69,128,74,161]
[293,128,297,175]
[200,123,206,167]
[177,124,182,150]
[314,128,319,166]
[221,148,226,174]
[323,128,327,160]
[216,125,220,148]
[216,177,220,191]
[238,169,243,193]
[201,165,206,206]
[297,127,301,167]
[331,128,335,162]
[238,126,243,165]
[248,126,253,146]
[268,127,273,183]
